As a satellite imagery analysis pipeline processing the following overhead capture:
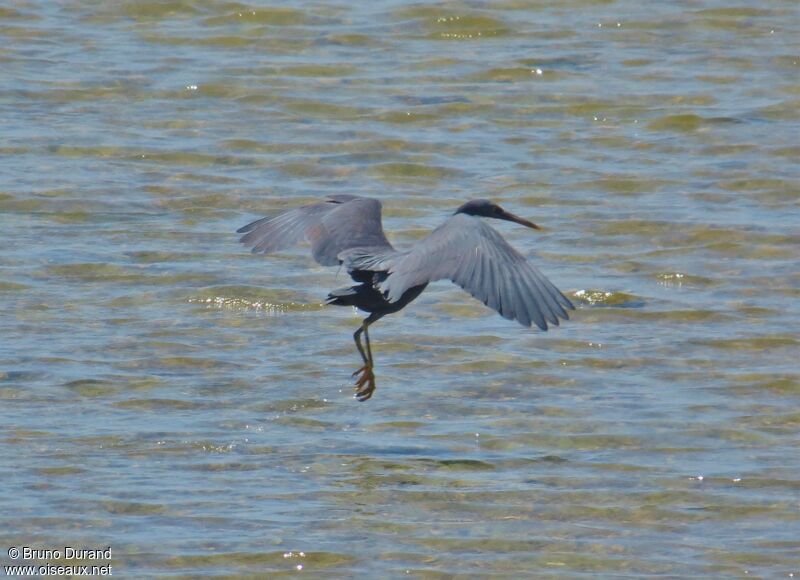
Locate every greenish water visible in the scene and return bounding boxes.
[1,0,798,577]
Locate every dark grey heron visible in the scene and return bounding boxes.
[238,196,573,401]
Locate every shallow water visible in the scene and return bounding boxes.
[1,0,799,577]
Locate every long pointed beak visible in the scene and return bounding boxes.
[500,209,541,230]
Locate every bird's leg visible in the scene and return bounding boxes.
[351,319,377,401]
[363,324,374,364]
[353,325,369,368]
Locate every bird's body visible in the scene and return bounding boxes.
[328,275,428,318]
[238,195,573,401]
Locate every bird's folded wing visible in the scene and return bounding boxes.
[370,213,574,330]
[238,195,393,266]
[338,246,402,272]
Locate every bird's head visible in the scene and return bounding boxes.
[455,199,540,230]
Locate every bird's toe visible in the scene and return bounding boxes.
[352,366,376,401]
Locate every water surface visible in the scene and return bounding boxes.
[1,0,799,577]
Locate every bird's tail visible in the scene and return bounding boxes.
[326,285,359,307]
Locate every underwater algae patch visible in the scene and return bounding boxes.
[394,6,514,40]
[189,285,325,313]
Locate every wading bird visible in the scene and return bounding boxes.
[238,196,573,401]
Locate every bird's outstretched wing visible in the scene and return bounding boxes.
[343,213,573,330]
[237,195,393,266]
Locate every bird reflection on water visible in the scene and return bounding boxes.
[238,196,573,401]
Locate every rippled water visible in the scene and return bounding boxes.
[2,0,799,577]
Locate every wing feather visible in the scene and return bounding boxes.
[523,266,564,325]
[370,213,573,330]
[238,195,393,266]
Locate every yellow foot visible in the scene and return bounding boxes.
[352,364,376,402]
